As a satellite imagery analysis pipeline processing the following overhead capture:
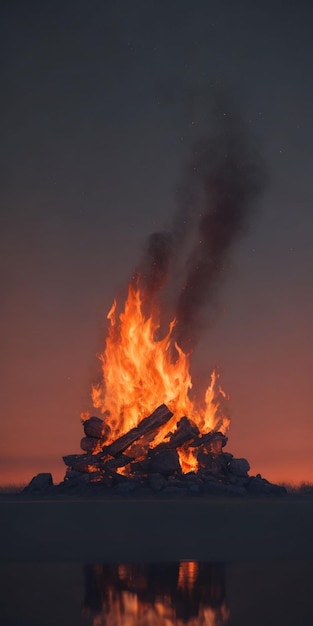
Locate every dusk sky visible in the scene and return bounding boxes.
[1,0,313,485]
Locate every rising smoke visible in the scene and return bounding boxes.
[136,99,266,351]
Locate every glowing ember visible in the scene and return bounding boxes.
[177,445,199,474]
[89,283,230,453]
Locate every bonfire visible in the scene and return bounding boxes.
[24,111,285,497]
[26,280,285,497]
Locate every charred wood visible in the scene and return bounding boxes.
[63,453,97,467]
[103,404,173,457]
[191,431,228,452]
[165,416,199,448]
[63,453,103,473]
[64,470,91,487]
[197,450,228,476]
[124,430,160,458]
[149,448,181,476]
[130,458,151,474]
[208,437,224,455]
[57,403,288,497]
[103,455,133,470]
[72,461,100,473]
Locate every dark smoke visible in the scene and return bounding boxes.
[136,100,266,350]
[135,231,173,298]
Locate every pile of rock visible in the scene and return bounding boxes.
[24,403,285,497]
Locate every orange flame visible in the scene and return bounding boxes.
[177,446,199,473]
[90,283,230,454]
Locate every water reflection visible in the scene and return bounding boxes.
[1,561,312,625]
[82,561,229,626]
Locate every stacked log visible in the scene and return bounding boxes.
[103,404,173,456]
[79,416,111,453]
[53,403,286,497]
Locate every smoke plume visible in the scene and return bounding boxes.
[136,99,266,350]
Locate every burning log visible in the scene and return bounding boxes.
[207,433,226,455]
[197,450,227,477]
[191,431,228,452]
[166,416,199,448]
[63,453,102,473]
[123,431,159,459]
[103,455,133,470]
[56,402,287,497]
[130,458,151,474]
[131,446,182,477]
[103,404,174,457]
[63,453,91,467]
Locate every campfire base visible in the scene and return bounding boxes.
[24,460,286,498]
[23,405,286,497]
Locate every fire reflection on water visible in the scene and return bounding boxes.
[82,561,229,626]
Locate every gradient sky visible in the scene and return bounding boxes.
[1,0,313,485]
